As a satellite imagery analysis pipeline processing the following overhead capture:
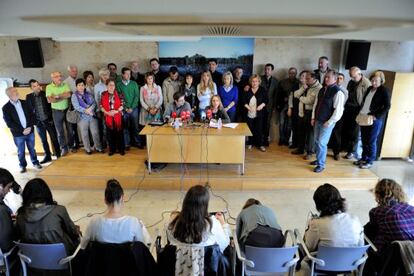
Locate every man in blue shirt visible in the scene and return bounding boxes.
[2,87,42,173]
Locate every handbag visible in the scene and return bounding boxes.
[356,113,373,126]
[66,100,80,124]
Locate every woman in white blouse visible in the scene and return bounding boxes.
[167,185,230,253]
[81,179,151,249]
[197,71,217,119]
[304,183,364,252]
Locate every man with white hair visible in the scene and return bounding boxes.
[2,87,42,173]
[342,66,371,159]
[314,56,331,84]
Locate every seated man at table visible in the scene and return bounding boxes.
[163,91,192,121]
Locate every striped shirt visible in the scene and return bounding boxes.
[369,200,414,252]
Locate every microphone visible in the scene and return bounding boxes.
[171,112,177,119]
[206,109,212,120]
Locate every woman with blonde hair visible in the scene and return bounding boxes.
[355,70,391,169]
[243,74,268,152]
[363,179,414,275]
[197,70,217,119]
[218,71,238,122]
[205,95,230,123]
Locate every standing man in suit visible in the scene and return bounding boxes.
[314,56,331,84]
[2,87,42,173]
[26,79,60,163]
[261,63,278,146]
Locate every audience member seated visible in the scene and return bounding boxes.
[81,179,150,249]
[163,91,192,121]
[304,183,364,253]
[16,178,80,255]
[205,95,231,124]
[363,179,414,275]
[236,198,283,251]
[167,185,230,252]
[71,78,103,155]
[0,168,17,253]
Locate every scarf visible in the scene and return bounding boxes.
[75,90,94,109]
[101,90,122,130]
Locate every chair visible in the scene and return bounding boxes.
[0,246,17,276]
[294,229,371,276]
[234,229,299,276]
[15,242,80,276]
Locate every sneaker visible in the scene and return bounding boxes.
[291,149,304,155]
[40,156,52,164]
[310,160,318,166]
[259,146,266,152]
[333,154,340,161]
[343,153,354,159]
[247,145,253,150]
[20,167,27,173]
[313,166,325,173]
[34,164,43,169]
[359,163,373,169]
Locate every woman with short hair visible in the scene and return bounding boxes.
[218,71,238,122]
[71,78,103,154]
[81,179,150,249]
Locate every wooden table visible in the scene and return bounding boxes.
[140,123,252,174]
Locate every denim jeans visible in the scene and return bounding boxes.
[123,107,140,147]
[52,109,75,151]
[36,120,60,158]
[314,121,336,168]
[13,132,39,168]
[361,119,383,164]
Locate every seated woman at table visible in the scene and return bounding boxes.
[205,95,230,123]
[163,91,192,121]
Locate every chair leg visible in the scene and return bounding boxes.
[19,259,27,276]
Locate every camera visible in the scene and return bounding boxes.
[11,181,22,194]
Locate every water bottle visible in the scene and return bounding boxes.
[217,118,222,129]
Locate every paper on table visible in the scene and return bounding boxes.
[223,123,238,129]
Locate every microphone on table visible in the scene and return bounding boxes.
[171,111,177,119]
[206,109,212,121]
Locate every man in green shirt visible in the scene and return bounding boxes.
[116,67,142,149]
[46,71,76,156]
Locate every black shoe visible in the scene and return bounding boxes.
[334,154,340,161]
[61,149,68,157]
[359,163,373,169]
[108,152,114,156]
[310,160,318,165]
[20,167,27,173]
[343,153,354,159]
[85,151,92,155]
[40,156,52,164]
[34,164,42,169]
[289,144,297,149]
[314,166,324,173]
[353,160,364,166]
[70,148,78,153]
[120,151,125,156]
[125,146,131,151]
[291,149,304,155]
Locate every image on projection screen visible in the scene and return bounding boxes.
[159,38,254,76]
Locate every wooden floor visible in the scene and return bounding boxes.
[38,143,379,190]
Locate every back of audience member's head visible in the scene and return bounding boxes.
[170,185,212,244]
[374,179,406,206]
[0,168,15,198]
[242,198,261,210]
[21,178,56,210]
[313,183,346,217]
[105,179,124,205]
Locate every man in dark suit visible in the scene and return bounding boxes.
[26,79,60,163]
[261,63,278,146]
[2,87,42,173]
[208,58,223,87]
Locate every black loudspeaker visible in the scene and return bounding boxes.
[345,41,371,70]
[17,38,45,68]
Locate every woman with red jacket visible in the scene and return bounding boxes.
[101,79,125,156]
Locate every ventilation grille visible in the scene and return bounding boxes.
[207,25,241,36]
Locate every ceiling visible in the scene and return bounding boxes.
[1,0,414,42]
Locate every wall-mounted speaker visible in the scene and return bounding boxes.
[17,38,45,68]
[345,41,371,70]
